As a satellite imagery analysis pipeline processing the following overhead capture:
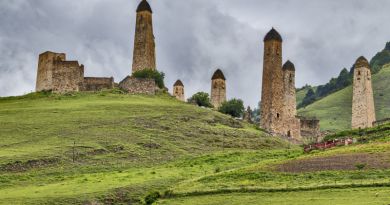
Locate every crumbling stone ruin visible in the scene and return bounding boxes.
[352,56,376,129]
[119,76,158,95]
[132,0,156,73]
[299,116,321,142]
[211,69,227,108]
[173,80,185,101]
[35,51,114,93]
[260,28,319,140]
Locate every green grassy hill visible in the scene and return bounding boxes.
[2,91,390,205]
[0,91,288,205]
[298,64,390,131]
[158,123,390,205]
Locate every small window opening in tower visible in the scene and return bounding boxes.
[358,71,361,75]
[277,113,280,118]
[287,131,291,138]
[289,74,293,83]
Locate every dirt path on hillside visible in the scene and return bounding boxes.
[276,153,390,173]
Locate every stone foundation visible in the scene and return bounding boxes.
[119,76,158,95]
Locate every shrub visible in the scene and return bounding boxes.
[355,163,366,170]
[144,191,161,205]
[132,69,165,89]
[188,92,213,108]
[218,99,245,118]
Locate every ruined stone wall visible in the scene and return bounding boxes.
[119,76,157,95]
[51,61,84,93]
[299,117,320,142]
[132,10,156,73]
[211,79,226,108]
[260,40,285,135]
[82,77,114,91]
[173,85,185,101]
[36,51,66,91]
[352,61,376,129]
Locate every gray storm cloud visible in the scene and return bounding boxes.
[1,0,390,107]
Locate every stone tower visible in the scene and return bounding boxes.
[283,61,297,118]
[173,80,185,101]
[260,28,285,135]
[36,51,66,91]
[282,61,301,138]
[211,69,226,108]
[352,56,376,129]
[36,51,84,93]
[132,0,156,73]
[260,28,300,139]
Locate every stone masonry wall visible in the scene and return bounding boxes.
[82,77,114,91]
[299,117,320,142]
[36,51,66,91]
[119,76,157,95]
[211,79,226,108]
[352,61,376,129]
[132,10,156,73]
[52,61,84,93]
[173,85,185,101]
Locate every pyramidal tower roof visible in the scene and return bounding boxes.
[212,69,226,80]
[355,56,370,68]
[283,60,295,71]
[137,0,152,13]
[174,80,184,87]
[264,28,283,42]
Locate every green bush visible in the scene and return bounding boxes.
[188,92,213,108]
[144,191,161,205]
[355,163,367,170]
[132,69,165,89]
[218,99,245,118]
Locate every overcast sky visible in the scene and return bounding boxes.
[1,0,390,107]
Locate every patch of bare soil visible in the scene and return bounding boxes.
[0,158,60,172]
[276,153,390,173]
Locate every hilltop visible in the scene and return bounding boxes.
[298,64,390,131]
[0,91,288,204]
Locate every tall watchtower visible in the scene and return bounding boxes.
[352,56,376,129]
[132,0,156,73]
[282,60,297,120]
[211,69,226,108]
[260,28,284,134]
[173,80,185,102]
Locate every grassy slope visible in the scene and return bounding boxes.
[298,64,390,131]
[2,91,390,205]
[160,125,390,205]
[158,187,390,205]
[296,86,317,106]
[0,91,289,204]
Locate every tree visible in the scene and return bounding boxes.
[218,99,245,118]
[132,69,165,89]
[188,92,213,108]
[298,88,316,108]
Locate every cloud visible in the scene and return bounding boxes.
[1,0,390,107]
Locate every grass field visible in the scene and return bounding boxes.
[298,64,390,131]
[158,187,390,205]
[0,91,289,204]
[1,91,390,204]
